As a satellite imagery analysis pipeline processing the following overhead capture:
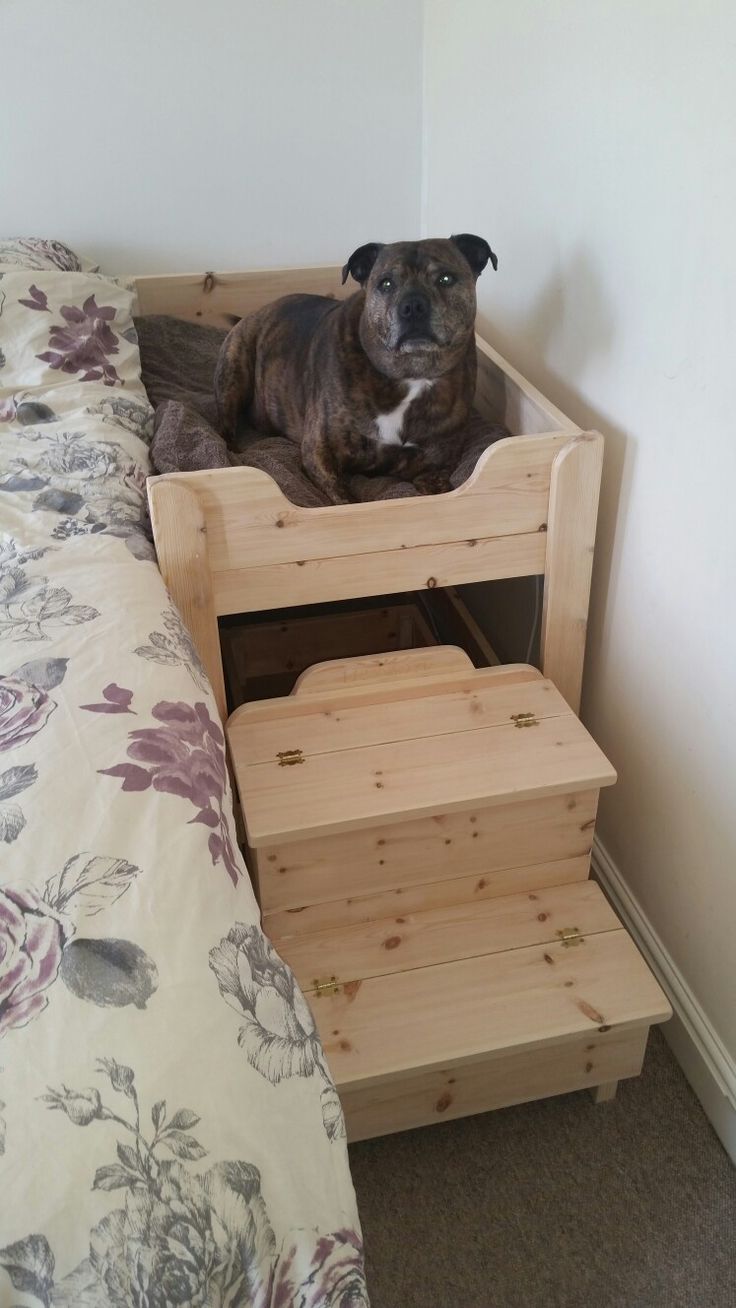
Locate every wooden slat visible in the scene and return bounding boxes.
[263,853,592,940]
[147,479,227,721]
[315,927,671,1089]
[242,657,535,724]
[217,529,547,614]
[134,264,351,326]
[255,788,599,915]
[149,433,564,581]
[292,645,474,695]
[341,1028,646,1141]
[233,675,571,768]
[540,432,604,711]
[234,708,615,847]
[280,880,620,992]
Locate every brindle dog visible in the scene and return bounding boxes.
[214,234,497,504]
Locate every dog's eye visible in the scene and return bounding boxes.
[438,272,455,287]
[379,277,394,292]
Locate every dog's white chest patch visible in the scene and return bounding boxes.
[373,379,434,446]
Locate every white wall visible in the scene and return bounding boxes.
[423,0,736,1152]
[2,0,423,273]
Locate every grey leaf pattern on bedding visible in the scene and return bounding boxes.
[209,923,348,1142]
[0,655,67,839]
[0,428,151,557]
[0,1055,366,1307]
[134,605,207,689]
[1,854,146,1040]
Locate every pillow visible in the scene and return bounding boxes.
[0,236,99,273]
[0,269,143,401]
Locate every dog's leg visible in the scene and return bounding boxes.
[302,429,355,505]
[214,320,255,444]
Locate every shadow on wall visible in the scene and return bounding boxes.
[476,245,635,703]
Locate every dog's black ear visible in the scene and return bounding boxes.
[450,233,498,277]
[341,242,385,286]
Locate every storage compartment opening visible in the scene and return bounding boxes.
[219,587,500,709]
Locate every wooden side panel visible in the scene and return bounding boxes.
[149,433,564,578]
[263,853,591,940]
[134,265,350,326]
[147,479,227,722]
[540,432,604,712]
[474,333,581,436]
[255,789,600,915]
[341,1028,647,1142]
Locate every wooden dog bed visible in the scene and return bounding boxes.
[140,262,600,719]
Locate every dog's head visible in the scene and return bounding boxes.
[342,235,497,380]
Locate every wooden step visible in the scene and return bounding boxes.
[230,670,616,847]
[272,881,671,1138]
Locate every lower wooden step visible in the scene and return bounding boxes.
[273,880,671,1141]
[340,1027,648,1142]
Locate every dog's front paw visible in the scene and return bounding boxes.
[413,469,453,496]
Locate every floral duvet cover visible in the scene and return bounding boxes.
[0,241,367,1307]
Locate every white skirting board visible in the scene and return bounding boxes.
[592,838,736,1164]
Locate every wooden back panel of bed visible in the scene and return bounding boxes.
[139,265,601,721]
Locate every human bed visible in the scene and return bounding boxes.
[0,240,367,1307]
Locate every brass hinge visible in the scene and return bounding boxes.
[277,748,305,767]
[313,976,340,997]
[511,712,539,728]
[557,926,585,947]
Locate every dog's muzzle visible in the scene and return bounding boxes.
[397,291,435,345]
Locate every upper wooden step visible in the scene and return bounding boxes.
[228,655,616,847]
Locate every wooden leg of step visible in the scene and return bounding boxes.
[591,1080,618,1104]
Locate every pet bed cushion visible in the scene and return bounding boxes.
[136,313,509,506]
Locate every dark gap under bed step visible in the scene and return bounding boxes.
[219,587,500,710]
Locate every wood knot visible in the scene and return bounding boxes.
[435,1092,453,1113]
[383,935,402,950]
[537,912,548,922]
[426,576,438,588]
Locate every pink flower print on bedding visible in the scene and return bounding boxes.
[27,290,124,386]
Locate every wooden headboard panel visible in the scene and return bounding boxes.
[134,265,351,328]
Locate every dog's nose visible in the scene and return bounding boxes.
[398,292,430,323]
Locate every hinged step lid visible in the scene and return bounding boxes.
[227,656,616,848]
[273,881,671,1090]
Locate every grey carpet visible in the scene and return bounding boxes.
[349,1029,736,1308]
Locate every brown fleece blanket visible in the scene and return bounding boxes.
[135,314,509,507]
